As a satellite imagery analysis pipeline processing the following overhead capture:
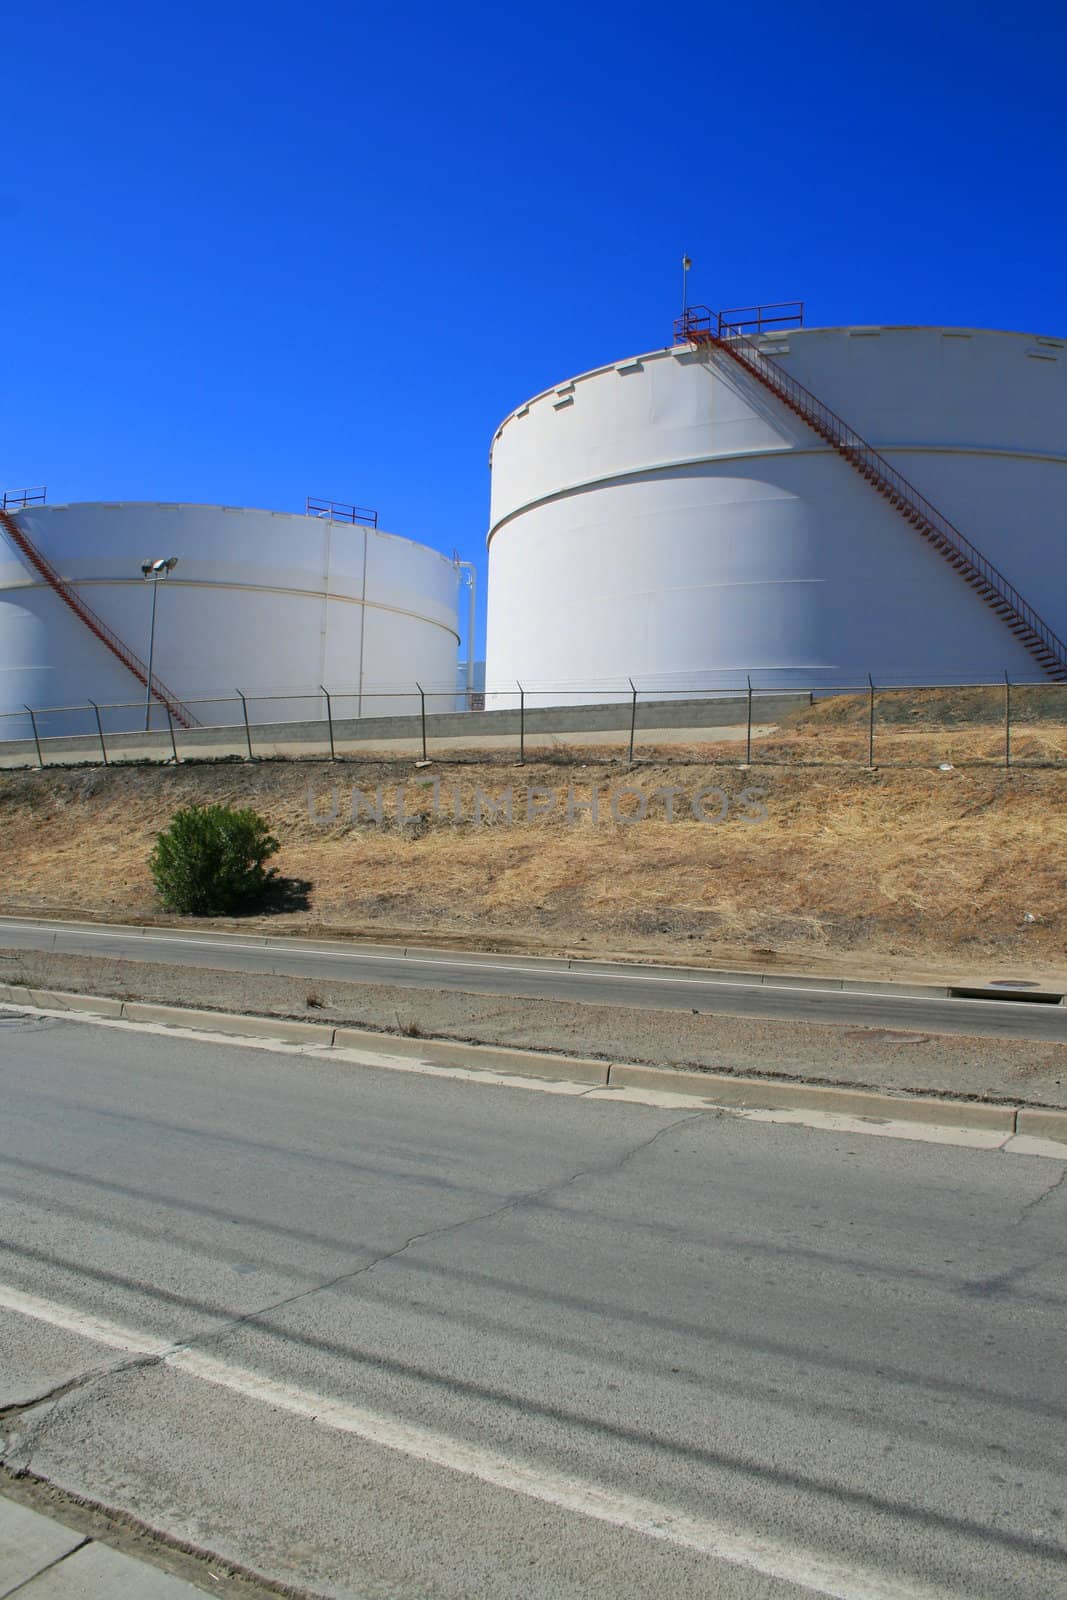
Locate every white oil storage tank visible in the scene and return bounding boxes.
[0,502,461,736]
[484,319,1067,702]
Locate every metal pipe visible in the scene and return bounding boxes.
[417,682,427,761]
[455,561,477,707]
[867,674,876,768]
[166,705,179,764]
[518,682,525,764]
[745,675,753,765]
[356,528,369,719]
[628,678,637,764]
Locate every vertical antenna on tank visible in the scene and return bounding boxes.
[681,255,692,326]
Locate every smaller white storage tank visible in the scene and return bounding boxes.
[0,502,461,736]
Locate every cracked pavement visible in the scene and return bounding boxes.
[1,1014,1065,1600]
[1017,1162,1067,1219]
[2,1105,708,1479]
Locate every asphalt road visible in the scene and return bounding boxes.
[1,916,1067,1042]
[0,1013,1064,1599]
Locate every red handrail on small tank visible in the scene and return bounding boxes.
[0,508,199,725]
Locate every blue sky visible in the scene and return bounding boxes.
[3,0,1063,657]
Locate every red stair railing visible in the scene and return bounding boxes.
[0,509,200,726]
[674,306,1067,682]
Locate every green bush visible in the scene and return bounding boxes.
[149,804,280,915]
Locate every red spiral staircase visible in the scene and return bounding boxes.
[0,507,199,726]
[675,305,1067,682]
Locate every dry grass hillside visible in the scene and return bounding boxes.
[735,685,1067,768]
[1,751,1065,982]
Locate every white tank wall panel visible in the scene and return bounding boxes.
[0,503,459,736]
[768,327,1067,456]
[486,460,1042,695]
[856,453,1067,614]
[488,351,805,530]
[485,326,1067,700]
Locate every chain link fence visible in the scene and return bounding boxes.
[2,678,1066,772]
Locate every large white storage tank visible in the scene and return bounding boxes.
[484,324,1067,702]
[0,503,461,734]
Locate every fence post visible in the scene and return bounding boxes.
[1004,671,1011,770]
[320,685,335,761]
[628,678,637,765]
[88,701,108,766]
[867,674,876,768]
[416,683,427,761]
[25,705,44,767]
[166,705,180,765]
[237,691,254,760]
[518,683,525,765]
[745,675,753,766]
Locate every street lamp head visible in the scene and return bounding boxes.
[141,556,178,578]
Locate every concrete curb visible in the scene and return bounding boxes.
[332,1025,609,1083]
[121,1001,335,1045]
[4,982,1062,1142]
[604,1062,1017,1130]
[4,985,127,1018]
[1016,1106,1067,1142]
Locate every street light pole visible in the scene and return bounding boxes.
[144,576,160,731]
[141,557,177,731]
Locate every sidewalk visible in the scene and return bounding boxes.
[0,1494,206,1597]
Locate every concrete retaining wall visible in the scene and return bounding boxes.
[0,692,813,767]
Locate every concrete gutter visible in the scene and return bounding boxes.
[4,982,1066,1144]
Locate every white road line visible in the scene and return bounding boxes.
[0,1282,965,1600]
[0,1283,174,1358]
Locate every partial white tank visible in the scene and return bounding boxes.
[0,502,461,734]
[484,325,1067,702]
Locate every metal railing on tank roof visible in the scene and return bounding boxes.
[2,486,47,510]
[305,496,379,528]
[673,303,805,344]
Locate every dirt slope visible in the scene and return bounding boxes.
[1,754,1064,982]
